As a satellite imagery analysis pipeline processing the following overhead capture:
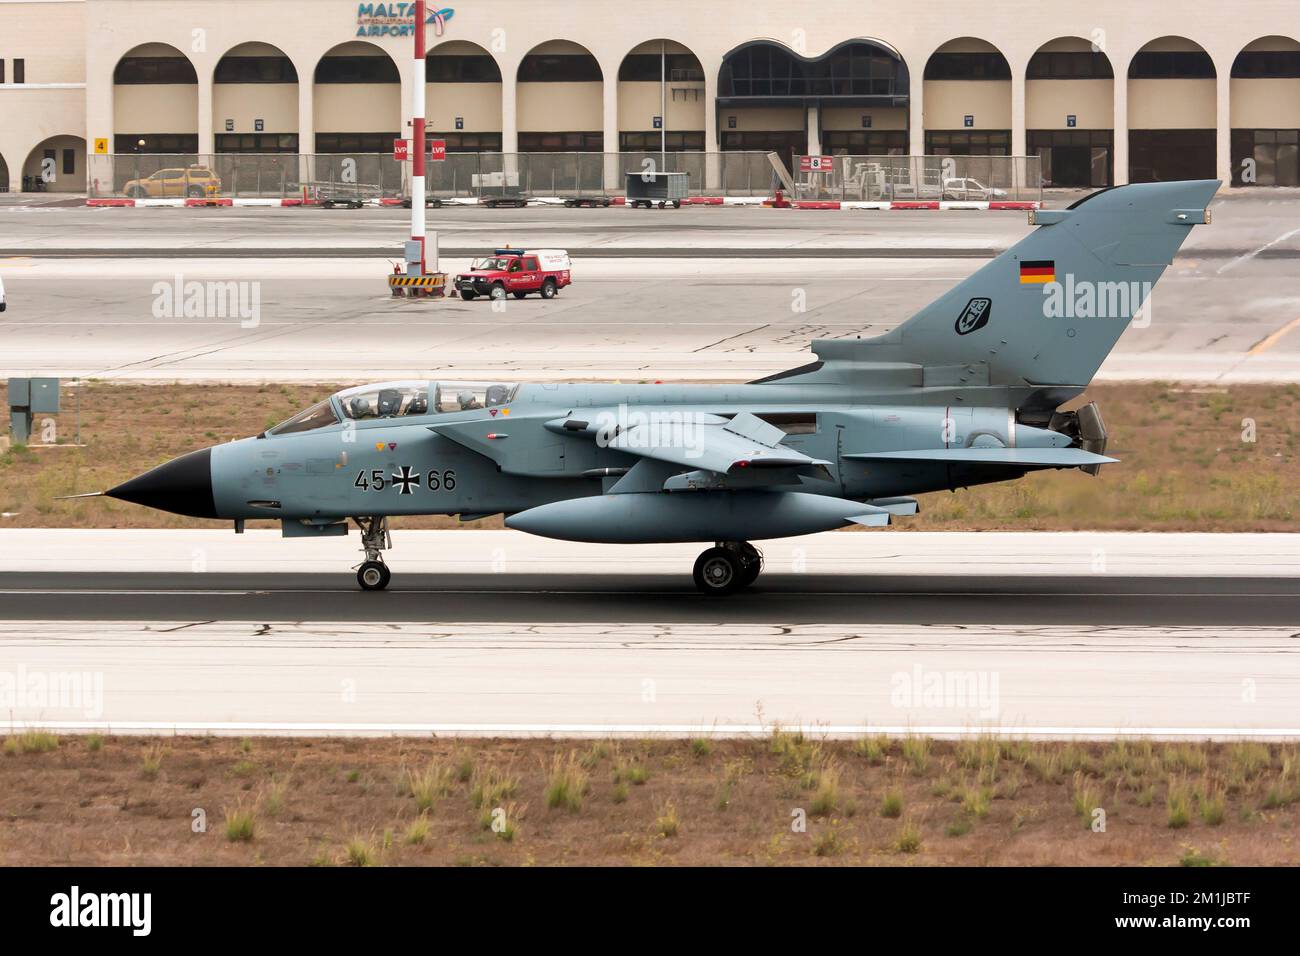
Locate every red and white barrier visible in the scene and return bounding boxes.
[783,199,1041,211]
[86,196,1041,211]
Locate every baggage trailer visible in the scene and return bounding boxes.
[625,171,688,209]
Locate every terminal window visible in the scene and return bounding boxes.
[517,132,603,152]
[1232,129,1300,186]
[113,56,197,84]
[426,54,502,83]
[925,131,1011,155]
[923,53,1010,81]
[620,131,706,152]
[823,130,907,154]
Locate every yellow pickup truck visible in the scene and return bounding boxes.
[122,165,222,199]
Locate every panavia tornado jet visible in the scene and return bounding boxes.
[86,180,1217,594]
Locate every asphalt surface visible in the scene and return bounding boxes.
[2,572,1295,624]
[4,252,1299,382]
[5,193,1299,383]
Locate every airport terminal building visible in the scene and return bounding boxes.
[2,0,1300,193]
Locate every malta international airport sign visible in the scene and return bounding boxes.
[355,3,455,38]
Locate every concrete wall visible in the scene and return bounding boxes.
[618,82,706,132]
[0,0,87,190]
[316,84,403,133]
[213,83,298,134]
[1231,78,1300,128]
[115,84,198,134]
[821,106,908,130]
[426,83,502,131]
[924,81,1012,129]
[1129,78,1216,128]
[1026,79,1113,129]
[518,82,602,131]
[719,106,804,132]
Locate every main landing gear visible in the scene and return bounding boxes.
[353,516,392,591]
[692,541,762,596]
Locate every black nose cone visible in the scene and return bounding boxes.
[107,447,217,518]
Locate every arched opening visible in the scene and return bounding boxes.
[716,42,808,171]
[427,40,502,152]
[1127,37,1216,182]
[617,40,705,154]
[1026,37,1115,186]
[1230,36,1300,186]
[22,135,86,193]
[923,38,1011,155]
[0,153,9,193]
[718,38,909,171]
[516,41,604,152]
[816,40,910,156]
[213,42,299,153]
[112,42,198,155]
[314,41,402,154]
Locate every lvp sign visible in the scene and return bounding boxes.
[393,139,446,161]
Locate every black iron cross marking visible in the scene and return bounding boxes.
[391,465,420,495]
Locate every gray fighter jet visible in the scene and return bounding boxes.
[90,180,1217,593]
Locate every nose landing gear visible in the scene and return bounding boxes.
[693,541,762,595]
[353,516,392,591]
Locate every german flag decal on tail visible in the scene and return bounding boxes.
[1019,260,1056,284]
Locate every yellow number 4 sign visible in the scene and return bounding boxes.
[93,138,109,155]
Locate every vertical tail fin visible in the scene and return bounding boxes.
[843,180,1218,387]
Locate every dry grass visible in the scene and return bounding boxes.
[1,735,1298,865]
[2,382,1298,531]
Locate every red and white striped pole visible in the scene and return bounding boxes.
[411,0,427,274]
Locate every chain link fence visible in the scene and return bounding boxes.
[86,151,779,201]
[791,155,1043,203]
[85,152,1037,202]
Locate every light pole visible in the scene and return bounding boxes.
[411,0,427,275]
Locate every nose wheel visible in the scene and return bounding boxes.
[693,542,762,596]
[352,516,392,591]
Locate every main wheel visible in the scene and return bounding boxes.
[738,554,762,588]
[513,290,528,299]
[187,186,205,198]
[357,561,391,591]
[540,279,557,299]
[460,289,476,300]
[693,547,743,596]
[490,284,507,301]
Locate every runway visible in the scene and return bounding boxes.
[2,618,1297,739]
[0,572,1296,625]
[2,532,1295,737]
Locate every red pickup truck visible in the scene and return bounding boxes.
[453,249,572,301]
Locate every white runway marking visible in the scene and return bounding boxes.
[3,622,1296,739]
[1216,225,1300,274]
[7,720,1299,741]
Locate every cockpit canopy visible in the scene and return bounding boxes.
[267,380,518,435]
